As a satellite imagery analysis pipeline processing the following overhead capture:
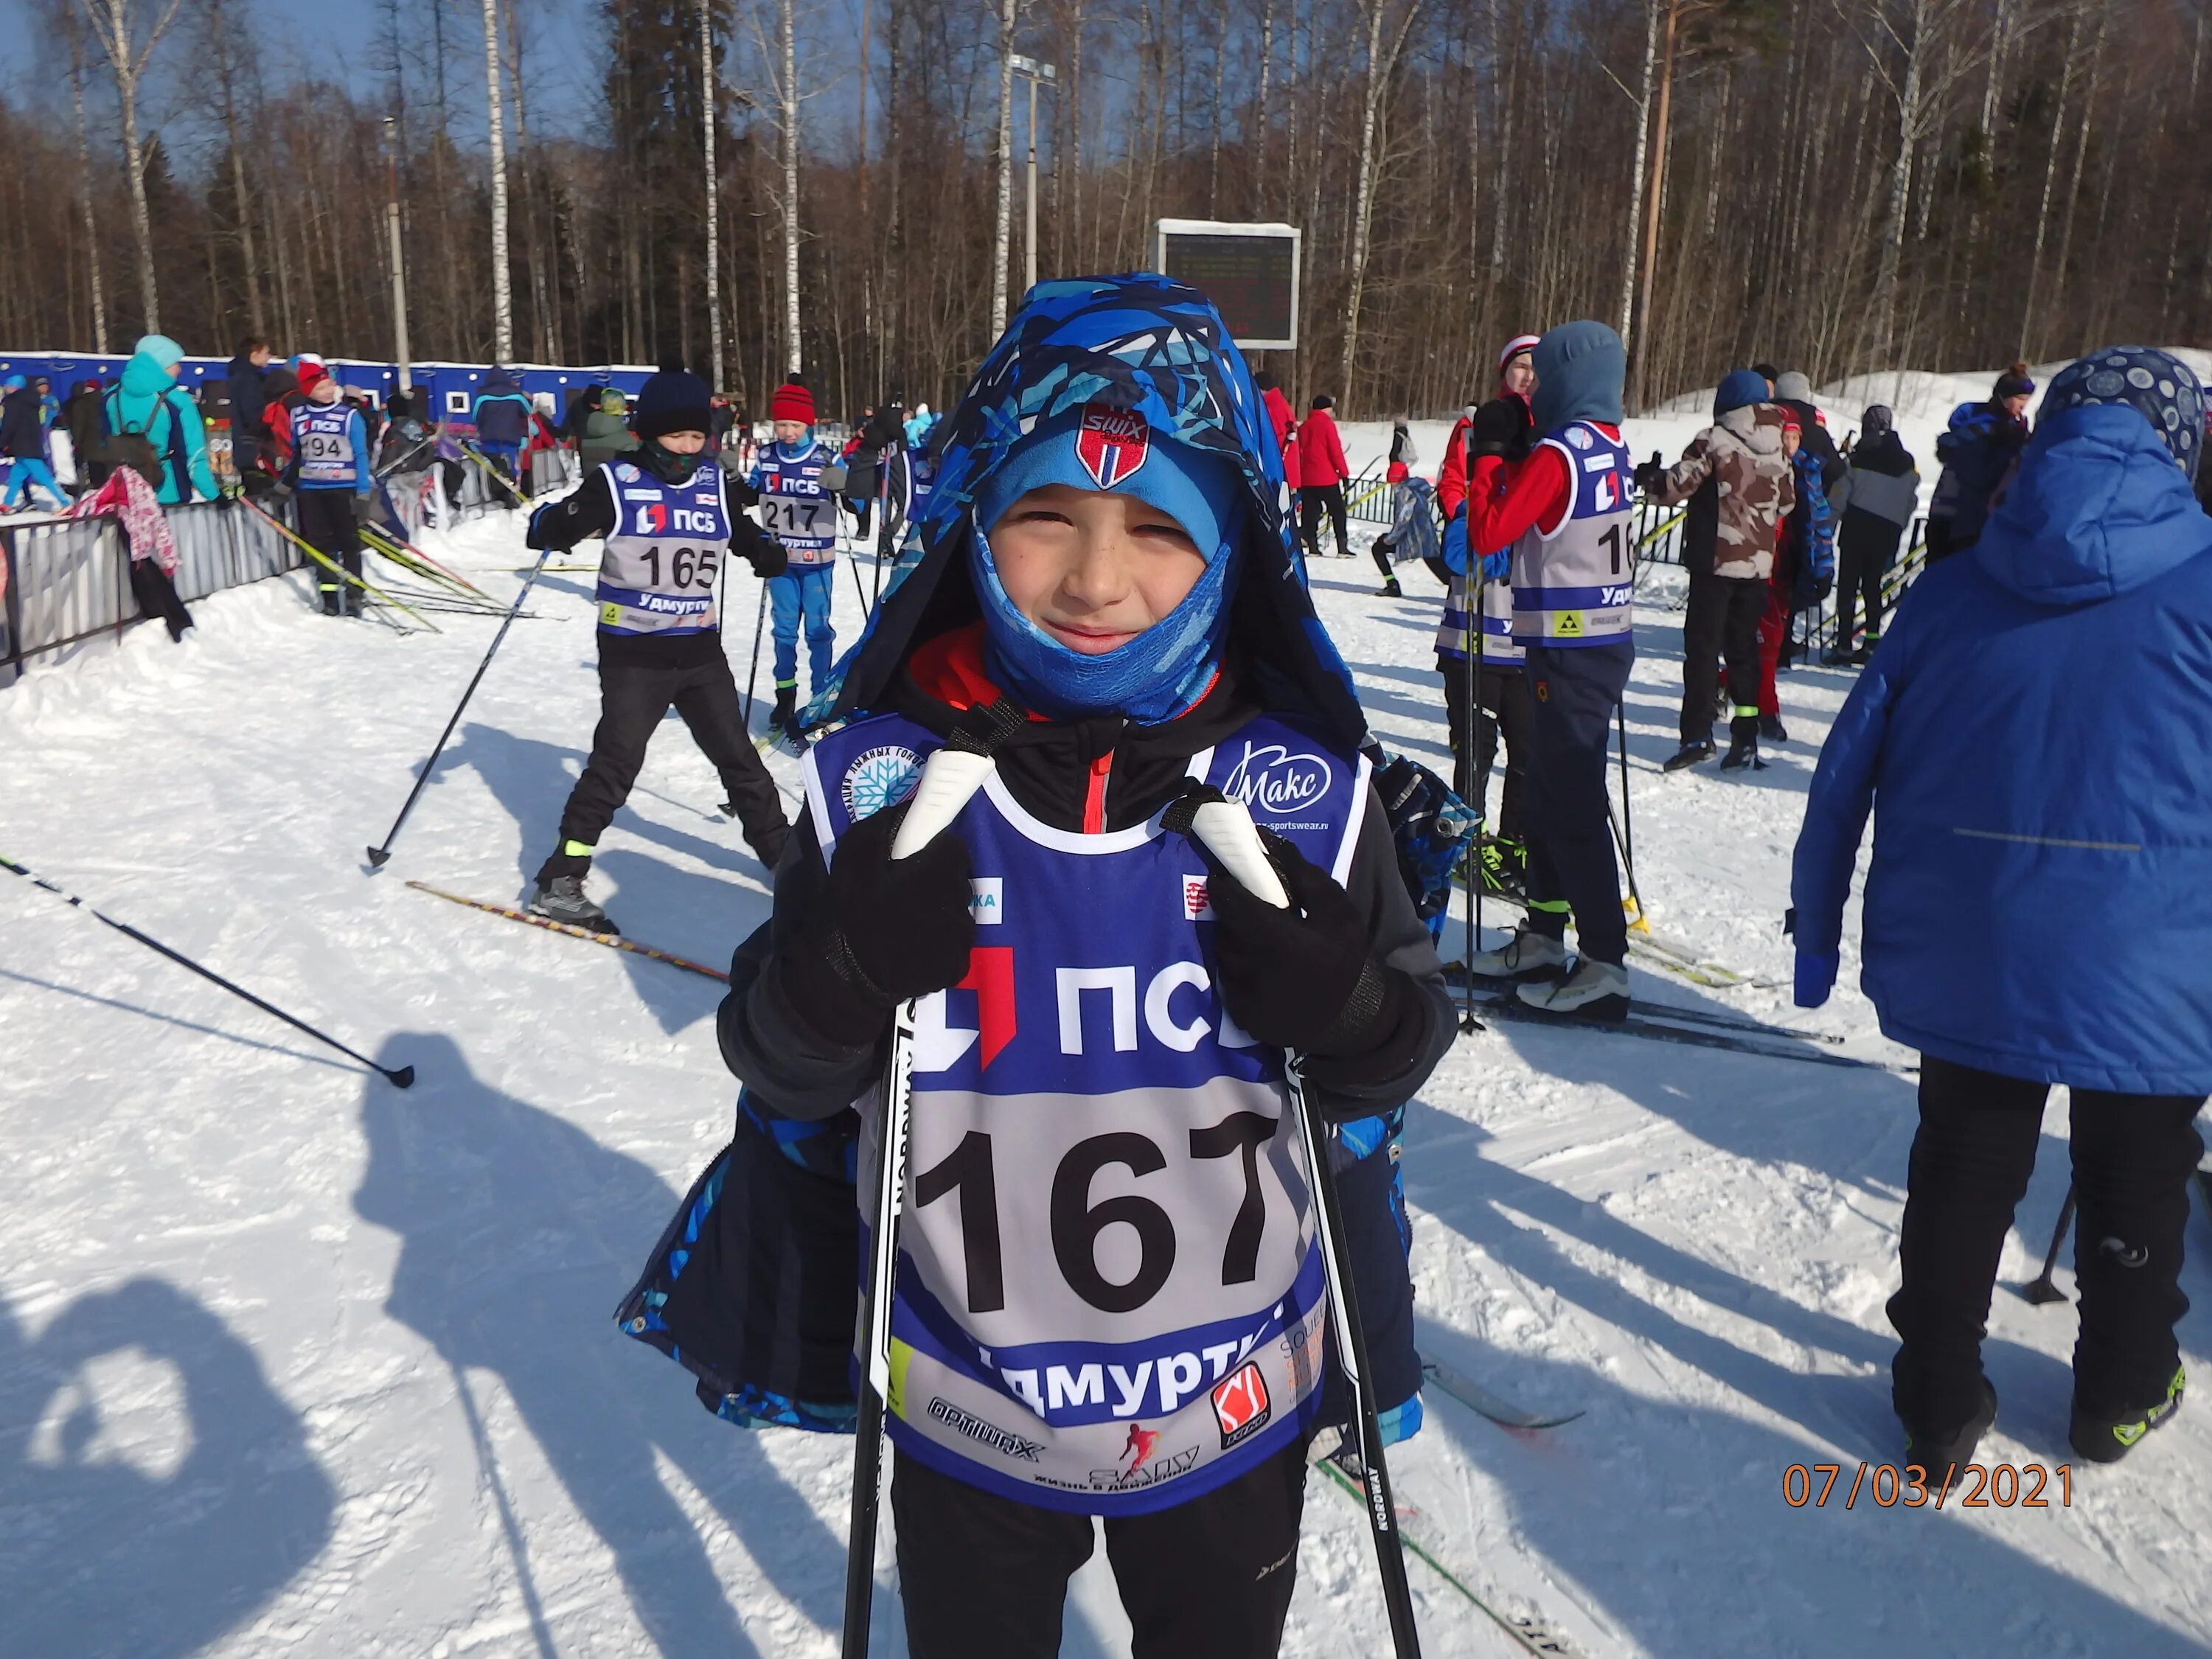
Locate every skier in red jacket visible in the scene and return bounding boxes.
[1297,393,1352,558]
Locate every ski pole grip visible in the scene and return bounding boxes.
[1190,800,1290,910]
[891,748,994,860]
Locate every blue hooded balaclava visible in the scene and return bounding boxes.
[965,401,1247,721]
[802,273,1366,744]
[1531,321,1627,433]
[2039,347,2205,481]
[1714,369,1769,420]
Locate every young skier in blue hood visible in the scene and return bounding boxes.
[619,274,1452,1658]
[1793,346,2212,1474]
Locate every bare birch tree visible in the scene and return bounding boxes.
[77,0,186,336]
[481,0,514,361]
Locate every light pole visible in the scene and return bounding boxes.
[385,116,412,392]
[1009,54,1057,296]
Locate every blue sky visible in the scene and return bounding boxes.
[0,0,875,154]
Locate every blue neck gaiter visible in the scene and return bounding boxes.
[964,405,1245,723]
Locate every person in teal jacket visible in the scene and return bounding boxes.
[100,335,218,505]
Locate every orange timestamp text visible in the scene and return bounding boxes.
[1781,1461,2073,1509]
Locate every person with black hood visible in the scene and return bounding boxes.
[471,366,533,506]
[616,274,1449,1659]
[1458,322,1639,1015]
[520,361,793,932]
[1928,363,2034,563]
[1824,404,1919,664]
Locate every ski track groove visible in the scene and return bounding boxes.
[4,422,2210,1655]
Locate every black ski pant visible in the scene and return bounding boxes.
[1521,642,1631,967]
[891,1437,1309,1659]
[1298,483,1349,559]
[1439,652,1530,843]
[295,488,362,616]
[1888,1056,2205,1433]
[1680,570,1765,744]
[539,650,788,882]
[1834,509,1902,650]
[1370,534,1398,585]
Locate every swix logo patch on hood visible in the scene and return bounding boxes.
[1077,403,1150,489]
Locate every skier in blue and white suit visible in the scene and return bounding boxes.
[621,274,1451,1658]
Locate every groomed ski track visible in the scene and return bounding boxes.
[4,422,2208,1658]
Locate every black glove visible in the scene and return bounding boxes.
[1633,459,1666,496]
[1204,831,1411,1064]
[1812,574,1834,605]
[352,493,377,524]
[1464,397,1530,462]
[777,799,975,1047]
[734,513,787,579]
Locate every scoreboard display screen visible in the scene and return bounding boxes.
[1155,222,1300,349]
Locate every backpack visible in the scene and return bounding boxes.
[93,388,189,492]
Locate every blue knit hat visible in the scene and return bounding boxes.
[1714,369,1769,419]
[633,359,713,442]
[967,401,1246,722]
[2041,347,2205,481]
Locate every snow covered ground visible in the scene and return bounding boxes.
[3,482,2208,1658]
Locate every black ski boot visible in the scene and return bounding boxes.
[1663,738,1717,772]
[1759,713,1788,743]
[769,685,807,753]
[1901,1379,1996,1479]
[1719,734,1765,771]
[1378,577,1403,598]
[531,875,619,935]
[2070,1366,2185,1465]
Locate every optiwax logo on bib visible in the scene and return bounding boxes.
[841,745,922,820]
[1222,740,1332,821]
[1076,403,1150,489]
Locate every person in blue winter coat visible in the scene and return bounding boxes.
[1791,346,2212,1476]
[1,376,66,511]
[1926,361,2034,562]
[617,274,1450,1659]
[470,367,534,504]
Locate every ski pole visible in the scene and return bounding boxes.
[1464,567,1484,1033]
[367,544,557,868]
[1,853,414,1087]
[234,493,442,633]
[2018,1183,2076,1306]
[1613,702,1649,934]
[844,740,1004,1659]
[1175,795,1423,1659]
[742,579,768,728]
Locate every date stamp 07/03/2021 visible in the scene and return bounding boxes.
[1782,1462,2074,1510]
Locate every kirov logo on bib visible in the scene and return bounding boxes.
[1221,742,1331,819]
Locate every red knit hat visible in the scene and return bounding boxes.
[770,380,815,425]
[296,361,332,397]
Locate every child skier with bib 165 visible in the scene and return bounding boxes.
[750,378,841,750]
[521,361,792,933]
[619,274,1453,1658]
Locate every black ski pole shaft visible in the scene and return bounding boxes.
[742,579,768,728]
[368,545,556,867]
[1616,698,1636,883]
[2021,1183,2077,1305]
[1296,1077,1423,1657]
[1,855,414,1086]
[1464,568,1484,1032]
